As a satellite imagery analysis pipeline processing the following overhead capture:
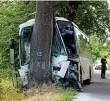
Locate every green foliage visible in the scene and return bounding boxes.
[55,1,68,16]
[1,79,24,101]
[0,1,36,68]
[90,35,101,58]
[75,1,109,40]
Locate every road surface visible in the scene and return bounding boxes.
[73,70,110,101]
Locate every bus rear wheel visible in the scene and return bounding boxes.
[84,68,91,85]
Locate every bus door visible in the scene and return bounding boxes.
[51,23,69,79]
[57,20,78,59]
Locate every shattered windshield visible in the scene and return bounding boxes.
[20,26,33,66]
[57,20,77,56]
[57,20,74,36]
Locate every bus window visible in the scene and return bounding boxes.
[57,20,77,56]
[20,26,33,66]
[79,35,91,58]
[52,25,67,57]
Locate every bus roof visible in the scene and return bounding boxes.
[19,17,89,42]
[19,19,35,29]
[19,17,69,29]
[55,17,69,22]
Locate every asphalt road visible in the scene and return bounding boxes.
[73,70,110,101]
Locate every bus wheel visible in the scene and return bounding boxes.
[84,68,91,85]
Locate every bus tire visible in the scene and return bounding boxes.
[84,68,91,85]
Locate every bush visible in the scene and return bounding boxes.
[90,36,101,58]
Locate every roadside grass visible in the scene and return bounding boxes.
[0,68,76,101]
[0,68,24,101]
[1,78,24,101]
[23,86,76,101]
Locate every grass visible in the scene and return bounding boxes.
[0,68,76,101]
[0,68,24,101]
[1,79,24,101]
[23,86,76,101]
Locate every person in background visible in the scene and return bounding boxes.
[101,56,107,78]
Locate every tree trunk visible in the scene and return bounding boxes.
[30,1,53,85]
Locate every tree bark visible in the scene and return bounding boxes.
[30,1,53,85]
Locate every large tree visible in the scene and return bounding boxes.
[30,1,53,84]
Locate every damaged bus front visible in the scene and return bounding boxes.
[18,17,93,91]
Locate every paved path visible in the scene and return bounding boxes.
[73,70,110,101]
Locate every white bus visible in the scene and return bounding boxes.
[18,17,93,87]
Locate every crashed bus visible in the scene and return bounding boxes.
[18,17,93,90]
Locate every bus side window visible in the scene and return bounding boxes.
[79,35,91,58]
[85,39,92,58]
